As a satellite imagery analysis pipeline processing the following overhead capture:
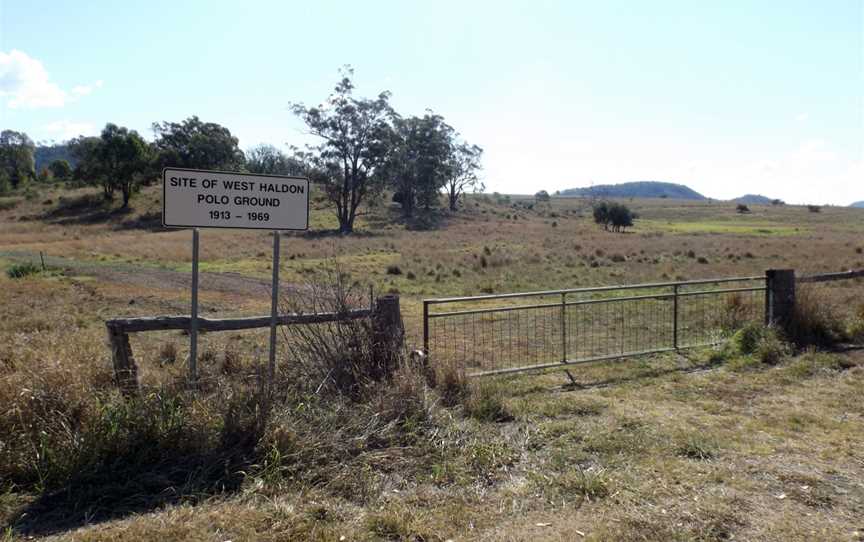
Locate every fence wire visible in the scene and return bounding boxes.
[425,277,766,376]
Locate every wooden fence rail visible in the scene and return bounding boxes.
[798,269,864,284]
[106,295,401,396]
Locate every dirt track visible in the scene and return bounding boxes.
[1,250,274,298]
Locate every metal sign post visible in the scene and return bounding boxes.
[268,231,280,381]
[189,227,200,384]
[161,168,309,387]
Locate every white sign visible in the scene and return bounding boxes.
[162,168,309,230]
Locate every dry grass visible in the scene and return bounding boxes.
[1,184,863,540]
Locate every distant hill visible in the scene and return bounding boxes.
[559,181,706,200]
[851,201,864,208]
[35,144,76,172]
[732,194,775,205]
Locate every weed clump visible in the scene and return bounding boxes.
[463,381,512,422]
[6,262,42,279]
[731,323,792,365]
[674,433,718,460]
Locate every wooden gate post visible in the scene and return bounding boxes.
[766,269,795,328]
[106,322,139,396]
[372,294,404,377]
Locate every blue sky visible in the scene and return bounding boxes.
[1,0,862,204]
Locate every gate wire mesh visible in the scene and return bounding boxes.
[424,276,766,376]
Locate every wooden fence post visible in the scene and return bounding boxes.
[372,294,404,376]
[106,322,139,396]
[766,269,795,328]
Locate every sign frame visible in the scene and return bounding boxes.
[161,166,310,231]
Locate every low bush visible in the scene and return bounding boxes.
[6,262,42,279]
[731,322,792,365]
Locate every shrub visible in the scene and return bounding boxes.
[807,205,821,213]
[733,322,764,354]
[6,261,42,279]
[697,256,709,264]
[755,329,792,365]
[385,264,402,275]
[279,265,399,398]
[736,204,750,214]
[730,323,792,365]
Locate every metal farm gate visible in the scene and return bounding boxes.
[422,275,768,376]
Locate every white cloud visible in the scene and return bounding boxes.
[795,112,809,122]
[44,120,98,140]
[71,80,103,98]
[0,50,102,109]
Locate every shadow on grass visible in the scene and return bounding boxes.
[116,210,164,231]
[364,207,453,231]
[499,351,725,398]
[6,443,257,538]
[298,228,382,239]
[38,193,135,226]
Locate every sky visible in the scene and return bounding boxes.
[1,0,862,205]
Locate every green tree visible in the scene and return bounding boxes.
[152,116,244,171]
[535,190,550,202]
[245,144,303,176]
[0,172,11,195]
[593,201,634,232]
[290,68,393,233]
[593,200,611,230]
[75,124,154,207]
[383,113,453,218]
[48,159,72,180]
[68,136,102,183]
[0,130,36,189]
[445,141,483,211]
[608,202,634,232]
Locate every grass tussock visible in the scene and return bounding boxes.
[786,286,847,347]
[5,262,43,279]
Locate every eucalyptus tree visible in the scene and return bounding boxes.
[444,141,483,211]
[152,116,244,171]
[0,130,36,189]
[383,112,453,218]
[290,68,393,233]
